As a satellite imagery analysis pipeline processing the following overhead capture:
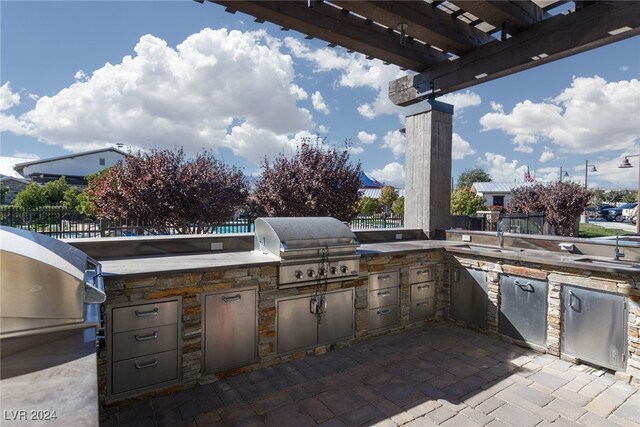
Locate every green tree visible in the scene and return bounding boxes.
[450,187,486,215]
[391,196,404,217]
[43,177,69,204]
[456,167,491,189]
[62,187,82,210]
[358,197,378,215]
[0,184,9,205]
[77,169,108,217]
[13,182,47,208]
[379,186,398,209]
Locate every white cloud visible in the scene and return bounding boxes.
[311,91,329,115]
[348,146,364,155]
[284,37,404,119]
[357,131,377,145]
[0,29,314,162]
[316,124,328,134]
[539,147,555,163]
[480,76,640,154]
[479,152,529,183]
[13,152,40,159]
[290,84,308,100]
[619,65,629,72]
[439,90,481,112]
[490,101,503,113]
[369,162,405,188]
[74,70,89,82]
[0,82,20,111]
[381,130,406,159]
[452,133,475,160]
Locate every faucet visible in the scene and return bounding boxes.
[496,219,504,248]
[614,233,625,260]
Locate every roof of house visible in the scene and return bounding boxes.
[13,148,126,171]
[361,188,405,199]
[0,176,30,184]
[0,156,31,179]
[472,182,537,194]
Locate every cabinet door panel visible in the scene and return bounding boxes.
[499,275,547,346]
[277,296,318,354]
[450,268,487,327]
[204,289,257,373]
[562,285,626,371]
[318,289,354,344]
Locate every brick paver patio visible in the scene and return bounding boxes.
[101,324,639,426]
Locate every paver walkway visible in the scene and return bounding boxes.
[102,324,639,426]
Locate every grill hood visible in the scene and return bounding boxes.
[0,226,106,337]
[254,217,360,288]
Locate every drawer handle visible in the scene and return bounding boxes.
[417,285,431,290]
[377,274,391,280]
[134,307,159,317]
[377,291,391,297]
[416,270,430,276]
[134,331,159,342]
[377,309,391,315]
[416,301,429,307]
[514,280,534,292]
[222,294,242,303]
[134,357,158,369]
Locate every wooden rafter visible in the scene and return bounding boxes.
[390,1,640,105]
[211,0,448,71]
[331,0,496,55]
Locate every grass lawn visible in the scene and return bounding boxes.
[579,223,629,238]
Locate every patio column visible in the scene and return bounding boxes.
[404,100,454,238]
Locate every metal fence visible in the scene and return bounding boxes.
[350,214,404,230]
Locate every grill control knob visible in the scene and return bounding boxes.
[295,270,303,279]
[340,265,348,274]
[329,266,337,275]
[319,267,326,276]
[307,269,315,278]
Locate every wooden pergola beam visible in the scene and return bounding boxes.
[211,0,449,71]
[448,0,550,35]
[390,1,640,106]
[331,0,496,55]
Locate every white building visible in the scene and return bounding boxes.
[12,148,125,186]
[471,182,537,208]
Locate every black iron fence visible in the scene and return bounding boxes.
[350,214,404,230]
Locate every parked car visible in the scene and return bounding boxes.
[629,206,638,225]
[604,203,638,222]
[588,203,615,218]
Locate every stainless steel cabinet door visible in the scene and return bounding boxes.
[499,275,547,346]
[204,289,257,373]
[277,295,318,354]
[450,268,487,327]
[562,285,627,371]
[318,289,354,344]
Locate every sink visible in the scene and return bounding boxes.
[573,257,640,269]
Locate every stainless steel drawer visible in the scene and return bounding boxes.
[111,350,178,395]
[410,282,436,301]
[112,300,178,333]
[368,304,398,330]
[369,287,399,309]
[112,324,178,362]
[410,298,435,321]
[368,271,399,291]
[409,266,435,283]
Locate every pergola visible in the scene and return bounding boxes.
[197,0,640,235]
[200,1,639,106]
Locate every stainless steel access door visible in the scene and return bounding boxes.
[561,285,627,371]
[450,268,487,328]
[203,288,257,373]
[499,275,547,346]
[318,289,354,345]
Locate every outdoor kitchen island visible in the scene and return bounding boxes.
[92,230,640,412]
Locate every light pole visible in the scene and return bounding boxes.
[584,161,597,189]
[618,154,640,234]
[559,166,569,182]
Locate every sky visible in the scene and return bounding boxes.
[1,0,639,189]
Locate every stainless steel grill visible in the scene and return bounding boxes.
[254,217,360,288]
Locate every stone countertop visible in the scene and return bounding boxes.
[101,250,280,278]
[99,240,640,279]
